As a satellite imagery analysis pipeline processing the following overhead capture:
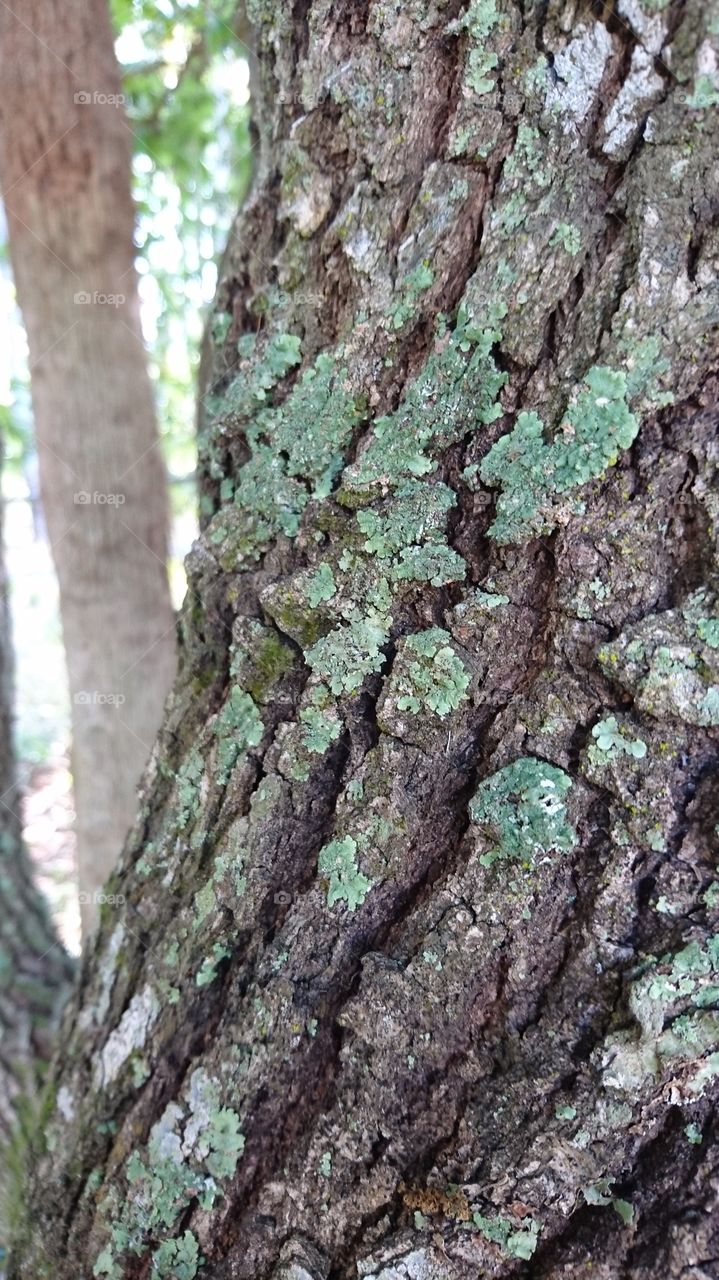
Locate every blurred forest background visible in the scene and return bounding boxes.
[0,0,251,952]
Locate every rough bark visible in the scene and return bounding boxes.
[10,1,719,1277]
[0,0,177,939]
[0,474,73,1232]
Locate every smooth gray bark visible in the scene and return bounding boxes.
[0,0,177,939]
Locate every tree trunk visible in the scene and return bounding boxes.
[0,0,177,939]
[0,473,73,1236]
[10,1,719,1276]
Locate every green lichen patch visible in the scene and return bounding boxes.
[278,684,345,782]
[304,562,337,607]
[598,603,719,727]
[92,1072,246,1278]
[382,628,470,725]
[342,310,506,492]
[447,0,501,97]
[229,621,296,704]
[213,687,264,785]
[588,716,647,763]
[356,480,457,563]
[305,605,391,695]
[469,757,577,866]
[176,747,204,827]
[387,261,434,330]
[300,692,343,756]
[480,367,639,543]
[151,1231,200,1279]
[602,934,719,1099]
[214,351,364,562]
[472,1211,540,1260]
[317,835,373,911]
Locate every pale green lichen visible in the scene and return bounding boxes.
[151,1231,200,1279]
[214,687,264,784]
[470,757,576,866]
[388,261,434,330]
[203,1107,245,1179]
[93,1077,245,1278]
[588,716,647,762]
[219,350,364,560]
[355,480,465,586]
[686,74,719,109]
[603,935,719,1097]
[317,835,372,911]
[343,309,506,491]
[472,1212,540,1260]
[304,562,337,607]
[448,0,500,96]
[299,699,343,755]
[392,628,470,718]
[480,367,639,543]
[552,222,582,255]
[598,604,719,728]
[195,941,232,987]
[305,607,391,695]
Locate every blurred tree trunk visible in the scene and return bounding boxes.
[0,473,73,1242]
[9,1,719,1277]
[0,0,176,939]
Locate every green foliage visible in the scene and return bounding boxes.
[393,628,470,717]
[470,757,576,865]
[481,367,639,543]
[109,0,254,481]
[588,715,647,761]
[318,836,372,911]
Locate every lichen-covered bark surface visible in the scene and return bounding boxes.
[11,1,719,1277]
